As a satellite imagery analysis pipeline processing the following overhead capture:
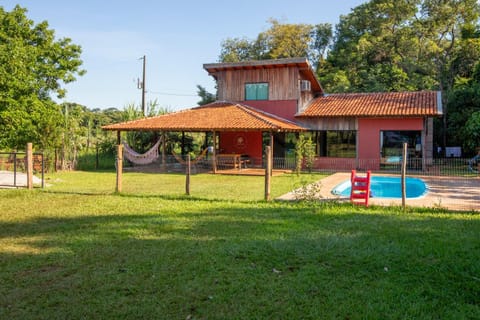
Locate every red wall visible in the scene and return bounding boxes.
[358,118,424,160]
[312,118,425,171]
[241,100,298,122]
[219,131,263,161]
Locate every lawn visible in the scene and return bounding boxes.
[1,171,479,319]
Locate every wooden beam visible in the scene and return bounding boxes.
[212,131,217,173]
[161,132,166,172]
[116,144,123,193]
[264,146,272,201]
[269,132,274,176]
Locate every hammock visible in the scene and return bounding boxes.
[122,138,162,165]
[171,148,208,165]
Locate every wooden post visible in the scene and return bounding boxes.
[401,142,407,210]
[161,132,166,172]
[265,146,272,201]
[116,144,123,193]
[186,154,191,195]
[212,131,217,174]
[269,132,274,176]
[26,143,33,190]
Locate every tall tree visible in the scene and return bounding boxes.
[219,19,332,69]
[196,85,216,105]
[324,0,480,152]
[324,0,480,94]
[0,5,85,150]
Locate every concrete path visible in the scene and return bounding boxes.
[0,171,43,188]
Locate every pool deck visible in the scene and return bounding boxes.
[277,172,480,212]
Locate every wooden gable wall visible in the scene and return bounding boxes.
[215,66,314,104]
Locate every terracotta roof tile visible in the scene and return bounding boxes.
[297,91,442,118]
[102,101,305,132]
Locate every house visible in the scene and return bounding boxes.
[204,57,442,171]
[104,57,442,172]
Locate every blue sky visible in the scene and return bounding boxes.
[2,0,366,111]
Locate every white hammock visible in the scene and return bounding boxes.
[122,138,161,165]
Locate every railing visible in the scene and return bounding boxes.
[123,154,479,177]
[121,154,478,211]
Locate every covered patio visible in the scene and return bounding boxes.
[102,101,305,174]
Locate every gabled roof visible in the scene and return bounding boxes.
[203,57,323,94]
[297,91,442,118]
[102,101,305,132]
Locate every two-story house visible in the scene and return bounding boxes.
[104,57,442,171]
[204,57,441,170]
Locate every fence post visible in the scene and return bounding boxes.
[26,143,33,190]
[116,144,123,193]
[186,154,191,195]
[265,146,272,201]
[401,142,407,210]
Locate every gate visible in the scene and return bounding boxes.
[0,151,45,188]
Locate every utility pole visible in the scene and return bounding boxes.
[138,55,146,116]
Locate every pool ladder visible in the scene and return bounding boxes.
[350,170,371,207]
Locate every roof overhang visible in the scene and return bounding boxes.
[102,101,306,133]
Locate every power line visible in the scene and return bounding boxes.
[147,90,198,97]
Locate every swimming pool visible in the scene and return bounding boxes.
[331,176,428,199]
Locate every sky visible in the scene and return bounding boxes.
[2,0,367,111]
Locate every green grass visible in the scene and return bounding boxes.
[1,171,479,319]
[43,171,324,201]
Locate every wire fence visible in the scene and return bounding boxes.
[1,150,478,211]
[123,154,479,212]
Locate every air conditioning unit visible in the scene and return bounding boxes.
[300,80,311,92]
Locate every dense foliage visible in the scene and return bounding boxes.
[0,5,85,151]
[219,18,332,70]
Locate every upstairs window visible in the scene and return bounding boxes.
[245,83,269,100]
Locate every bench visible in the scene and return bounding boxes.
[216,154,249,170]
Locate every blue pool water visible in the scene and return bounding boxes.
[332,176,428,199]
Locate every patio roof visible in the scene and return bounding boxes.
[102,101,306,132]
[297,91,442,118]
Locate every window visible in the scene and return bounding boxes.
[317,131,356,158]
[245,83,268,100]
[381,131,421,157]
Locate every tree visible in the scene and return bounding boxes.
[323,0,480,152]
[324,0,480,94]
[219,19,333,69]
[295,134,315,174]
[445,60,480,155]
[0,5,85,150]
[196,85,216,105]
